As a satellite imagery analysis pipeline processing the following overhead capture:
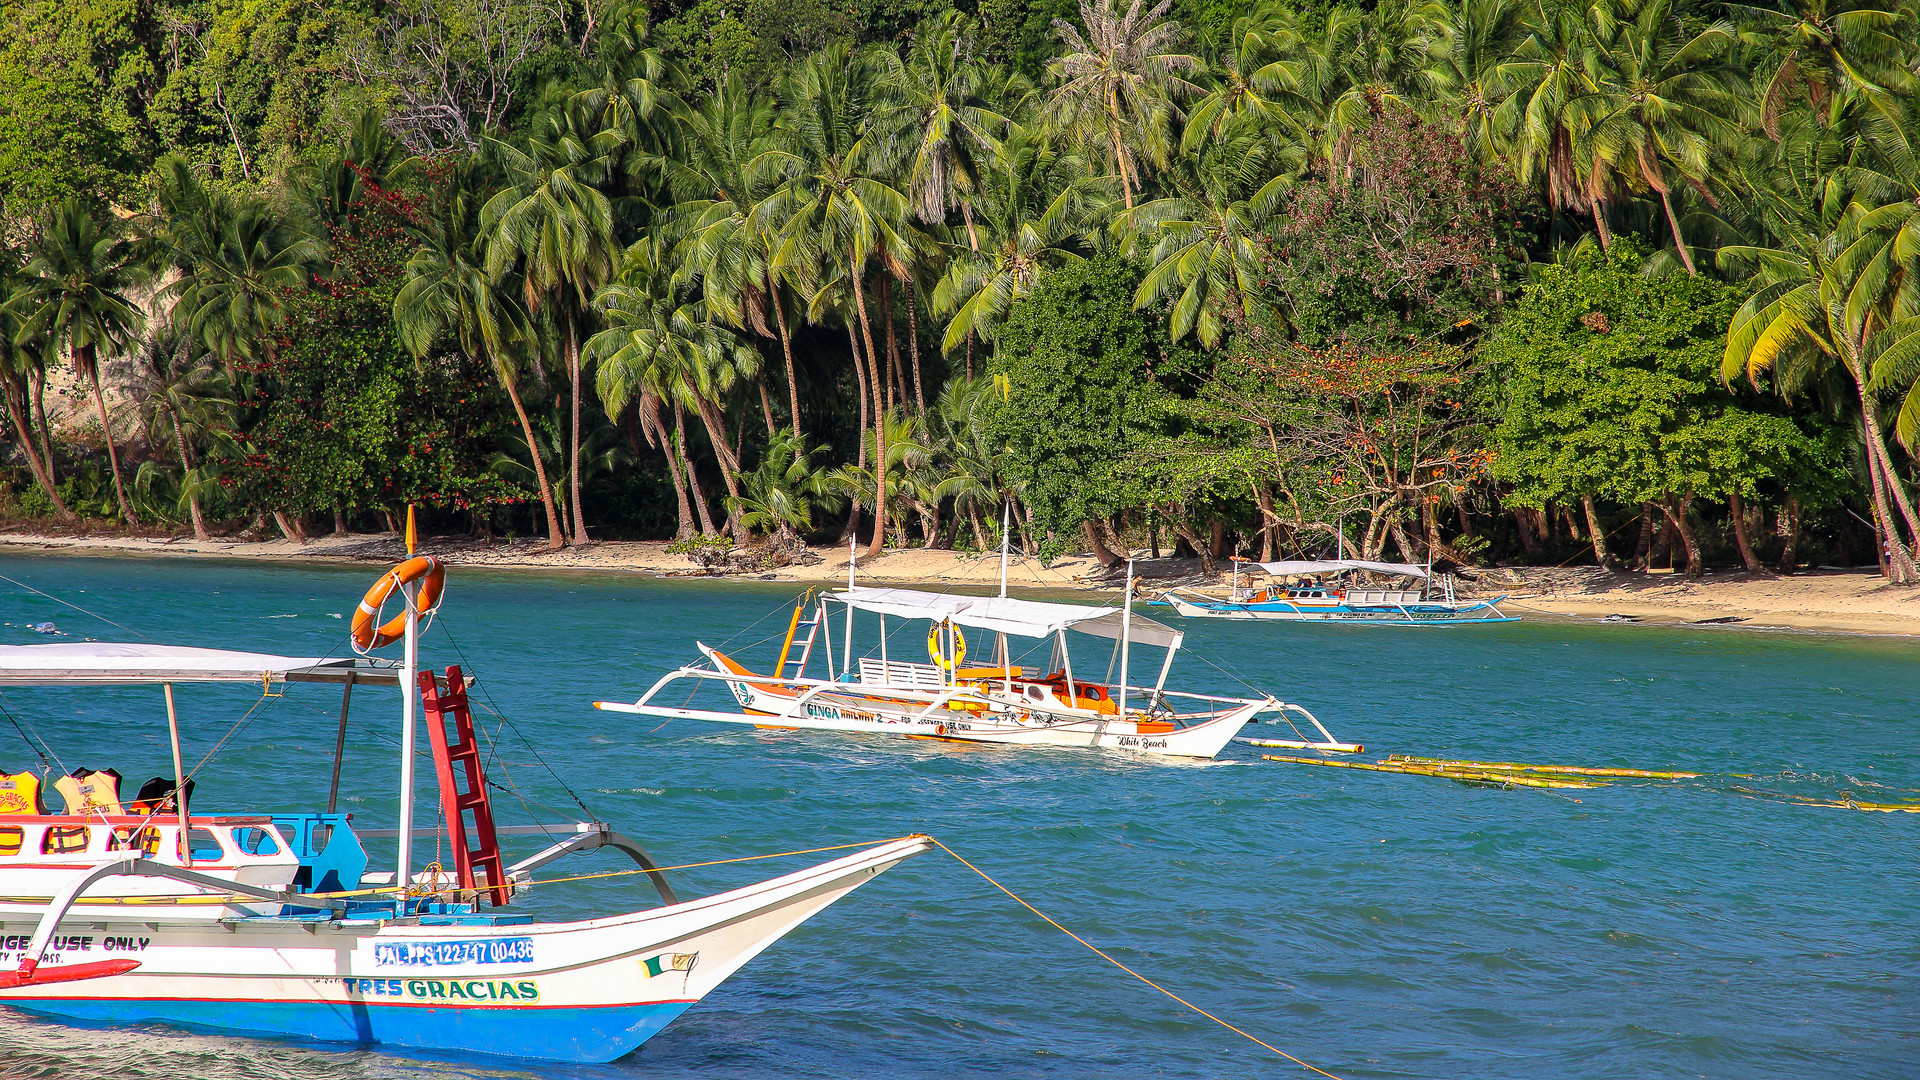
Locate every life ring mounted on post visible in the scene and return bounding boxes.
[927,620,967,672]
[350,556,447,654]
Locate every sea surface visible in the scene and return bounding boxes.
[0,554,1911,1080]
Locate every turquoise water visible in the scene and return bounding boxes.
[0,554,1912,1079]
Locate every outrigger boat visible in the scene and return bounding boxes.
[1162,559,1518,625]
[0,558,929,1062]
[596,555,1356,758]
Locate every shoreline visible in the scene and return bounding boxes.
[0,530,1915,638]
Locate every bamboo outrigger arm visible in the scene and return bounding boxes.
[1,854,349,988]
[504,823,677,906]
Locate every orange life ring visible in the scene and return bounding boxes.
[350,556,446,653]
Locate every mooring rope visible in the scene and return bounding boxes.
[929,838,1345,1079]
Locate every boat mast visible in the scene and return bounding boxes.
[396,507,420,894]
[843,532,855,675]
[163,682,189,867]
[1117,559,1133,718]
[997,500,1010,686]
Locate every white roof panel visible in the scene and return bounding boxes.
[1255,560,1429,579]
[0,643,398,685]
[834,588,1183,650]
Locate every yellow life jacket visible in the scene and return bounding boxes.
[0,771,42,816]
[53,770,124,816]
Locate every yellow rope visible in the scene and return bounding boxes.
[302,836,925,899]
[930,838,1347,1080]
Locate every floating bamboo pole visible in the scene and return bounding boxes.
[1384,755,1701,780]
[1260,755,1605,789]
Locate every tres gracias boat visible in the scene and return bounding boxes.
[1162,560,1518,626]
[0,560,929,1062]
[595,570,1356,758]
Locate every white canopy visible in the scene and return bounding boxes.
[0,643,401,686]
[1252,560,1429,580]
[834,587,1184,650]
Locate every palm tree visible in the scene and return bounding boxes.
[759,47,916,557]
[0,262,71,520]
[590,236,761,538]
[656,76,799,439]
[1118,118,1289,346]
[1045,0,1203,209]
[1730,0,1909,138]
[12,197,148,525]
[154,159,318,370]
[1183,10,1299,150]
[136,320,230,541]
[870,11,1018,243]
[727,431,842,551]
[482,98,623,545]
[1441,0,1526,164]
[1578,0,1738,274]
[396,164,568,550]
[932,127,1110,354]
[1721,203,1920,580]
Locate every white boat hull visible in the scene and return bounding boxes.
[0,836,931,1062]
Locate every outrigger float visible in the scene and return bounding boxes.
[0,558,929,1062]
[596,555,1357,758]
[1161,559,1518,625]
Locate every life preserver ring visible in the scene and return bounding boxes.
[927,620,967,671]
[350,556,447,653]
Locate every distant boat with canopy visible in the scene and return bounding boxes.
[596,540,1359,757]
[0,557,929,1062]
[1160,559,1518,625]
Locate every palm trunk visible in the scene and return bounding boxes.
[1661,495,1702,578]
[854,257,887,559]
[499,364,566,551]
[565,315,588,546]
[673,405,719,536]
[1633,502,1655,568]
[170,411,210,541]
[693,395,746,538]
[770,271,802,441]
[881,275,901,412]
[642,393,695,541]
[1777,495,1800,572]
[1591,198,1613,251]
[1082,520,1121,567]
[968,503,988,550]
[844,323,867,544]
[5,378,71,520]
[905,276,925,417]
[1659,188,1696,275]
[1727,490,1764,573]
[273,510,306,544]
[1581,494,1609,566]
[1510,506,1539,556]
[81,349,136,525]
[1855,373,1920,580]
[30,368,54,486]
[756,375,777,439]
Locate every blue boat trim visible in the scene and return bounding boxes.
[4,995,696,1064]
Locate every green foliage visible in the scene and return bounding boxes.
[985,254,1186,531]
[1487,244,1841,509]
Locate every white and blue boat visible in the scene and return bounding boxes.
[1161,559,1518,625]
[0,560,929,1062]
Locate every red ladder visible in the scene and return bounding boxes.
[419,665,510,907]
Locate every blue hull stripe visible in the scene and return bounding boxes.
[5,996,694,1063]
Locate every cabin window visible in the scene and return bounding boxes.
[108,825,162,856]
[233,827,280,856]
[187,828,227,862]
[0,826,19,856]
[42,826,90,854]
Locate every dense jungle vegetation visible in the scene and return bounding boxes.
[2,0,1917,578]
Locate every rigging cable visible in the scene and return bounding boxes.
[0,573,156,641]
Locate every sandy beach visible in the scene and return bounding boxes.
[0,528,1916,637]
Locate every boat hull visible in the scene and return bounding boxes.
[0,836,931,1063]
[1165,594,1517,625]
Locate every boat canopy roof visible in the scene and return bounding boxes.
[0,643,402,686]
[833,587,1184,650]
[1253,559,1429,580]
